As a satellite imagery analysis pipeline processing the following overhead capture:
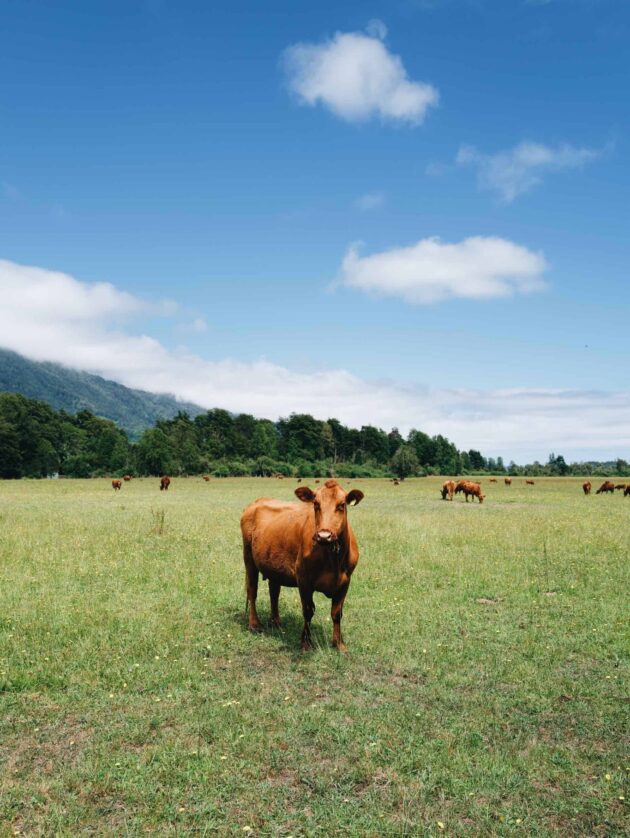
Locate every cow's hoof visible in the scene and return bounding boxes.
[248,624,263,634]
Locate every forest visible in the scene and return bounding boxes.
[1,391,628,480]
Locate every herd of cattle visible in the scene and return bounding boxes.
[105,475,629,651]
[110,475,630,499]
[584,480,630,496]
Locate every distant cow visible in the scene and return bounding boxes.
[203,476,210,482]
[504,478,512,486]
[624,486,630,497]
[489,478,497,483]
[441,480,456,501]
[614,483,626,491]
[123,475,132,482]
[596,481,615,494]
[461,481,485,504]
[241,479,364,651]
[526,480,535,485]
[112,479,122,491]
[160,476,171,491]
[393,479,400,486]
[583,481,592,495]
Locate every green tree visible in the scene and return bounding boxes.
[390,445,419,479]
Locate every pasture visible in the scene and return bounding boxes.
[0,477,628,836]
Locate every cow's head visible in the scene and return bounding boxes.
[295,479,364,544]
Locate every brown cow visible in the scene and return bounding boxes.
[489,478,497,483]
[504,477,512,486]
[123,475,132,482]
[596,481,615,494]
[582,481,592,495]
[111,479,122,490]
[461,481,485,504]
[241,479,364,651]
[526,480,535,485]
[203,475,211,482]
[441,480,456,501]
[614,483,626,491]
[624,485,630,497]
[454,480,468,495]
[160,476,171,491]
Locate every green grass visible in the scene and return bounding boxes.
[0,476,628,836]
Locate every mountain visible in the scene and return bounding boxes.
[0,348,205,438]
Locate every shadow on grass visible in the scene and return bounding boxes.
[227,606,334,657]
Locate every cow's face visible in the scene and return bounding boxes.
[295,480,364,544]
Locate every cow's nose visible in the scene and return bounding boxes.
[314,530,335,543]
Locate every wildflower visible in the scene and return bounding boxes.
[437,822,445,830]
[605,774,612,781]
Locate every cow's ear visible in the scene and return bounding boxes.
[295,487,316,503]
[345,489,364,507]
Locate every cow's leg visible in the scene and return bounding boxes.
[331,583,349,652]
[243,544,263,633]
[299,587,315,651]
[269,580,282,627]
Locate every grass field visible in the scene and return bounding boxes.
[0,476,628,836]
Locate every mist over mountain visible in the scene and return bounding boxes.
[0,348,205,438]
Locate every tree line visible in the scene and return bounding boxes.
[1,391,628,479]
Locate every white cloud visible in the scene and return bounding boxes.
[366,18,388,40]
[2,258,629,461]
[191,317,208,333]
[339,236,547,304]
[354,191,385,211]
[282,27,439,124]
[456,140,602,202]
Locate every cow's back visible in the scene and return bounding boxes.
[242,499,310,585]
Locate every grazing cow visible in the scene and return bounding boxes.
[240,479,364,651]
[504,477,512,486]
[160,476,171,491]
[297,478,302,483]
[441,480,456,501]
[596,481,615,494]
[123,475,132,482]
[624,485,630,497]
[614,483,626,491]
[582,481,592,495]
[112,479,122,490]
[526,480,535,485]
[489,478,497,483]
[203,475,210,482]
[461,481,485,504]
[315,479,320,483]
[393,479,400,486]
[454,480,468,496]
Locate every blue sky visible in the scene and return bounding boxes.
[1,0,629,459]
